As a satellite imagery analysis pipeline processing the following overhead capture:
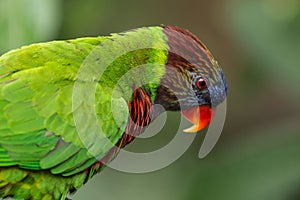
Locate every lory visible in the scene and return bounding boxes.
[0,25,227,200]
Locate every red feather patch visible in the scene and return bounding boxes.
[84,87,153,181]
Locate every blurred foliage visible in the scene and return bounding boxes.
[0,0,62,54]
[0,0,299,199]
[227,0,300,95]
[185,120,300,200]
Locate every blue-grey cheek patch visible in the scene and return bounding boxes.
[208,76,227,107]
[220,67,228,96]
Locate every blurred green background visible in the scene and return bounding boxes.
[1,0,300,199]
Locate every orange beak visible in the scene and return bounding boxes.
[181,105,215,133]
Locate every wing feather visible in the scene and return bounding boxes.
[0,36,128,175]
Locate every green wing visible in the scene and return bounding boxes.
[0,36,128,176]
[0,26,169,177]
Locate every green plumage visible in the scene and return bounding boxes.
[0,27,169,199]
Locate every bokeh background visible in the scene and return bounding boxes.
[1,0,300,199]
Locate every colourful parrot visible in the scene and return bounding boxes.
[0,25,227,200]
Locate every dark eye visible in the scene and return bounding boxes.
[196,77,208,90]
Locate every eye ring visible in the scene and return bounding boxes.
[196,77,208,90]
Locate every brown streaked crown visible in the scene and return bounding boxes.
[163,25,219,81]
[154,26,223,111]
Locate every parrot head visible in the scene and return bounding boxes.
[154,26,228,132]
